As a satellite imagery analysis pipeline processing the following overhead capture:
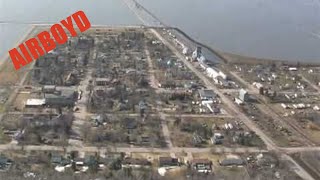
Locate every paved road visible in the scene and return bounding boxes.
[145,47,174,157]
[0,144,267,154]
[0,143,319,154]
[231,70,316,146]
[150,28,278,151]
[145,48,158,89]
[6,111,233,119]
[281,154,315,180]
[1,143,320,154]
[149,28,318,180]
[301,75,320,92]
[68,42,96,146]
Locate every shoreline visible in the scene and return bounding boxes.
[217,51,320,66]
[0,25,36,69]
[171,27,320,66]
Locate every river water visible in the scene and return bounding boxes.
[1,0,320,63]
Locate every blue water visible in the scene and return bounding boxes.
[0,0,140,59]
[1,0,320,62]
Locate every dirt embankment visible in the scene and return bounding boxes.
[214,50,320,67]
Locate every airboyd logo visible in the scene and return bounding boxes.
[9,10,92,70]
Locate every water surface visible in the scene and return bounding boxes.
[0,0,139,58]
[1,0,320,62]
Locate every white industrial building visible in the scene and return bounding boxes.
[205,67,228,80]
[219,71,227,80]
[206,67,220,79]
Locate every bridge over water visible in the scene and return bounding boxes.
[122,0,225,63]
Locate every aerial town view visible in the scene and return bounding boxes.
[1,0,320,180]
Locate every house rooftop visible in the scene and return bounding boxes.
[45,89,75,99]
[0,155,12,170]
[191,159,212,165]
[239,89,248,94]
[123,118,137,129]
[198,89,216,98]
[26,99,46,106]
[96,78,111,81]
[0,156,9,165]
[43,85,56,89]
[159,157,179,167]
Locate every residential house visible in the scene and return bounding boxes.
[138,135,150,145]
[42,85,56,93]
[95,78,112,86]
[159,157,179,167]
[198,89,217,101]
[122,158,151,168]
[99,153,123,168]
[45,89,76,107]
[0,155,12,171]
[191,159,212,173]
[93,87,115,98]
[51,153,71,167]
[91,115,107,127]
[211,133,224,145]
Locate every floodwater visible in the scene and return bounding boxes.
[1,0,320,62]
